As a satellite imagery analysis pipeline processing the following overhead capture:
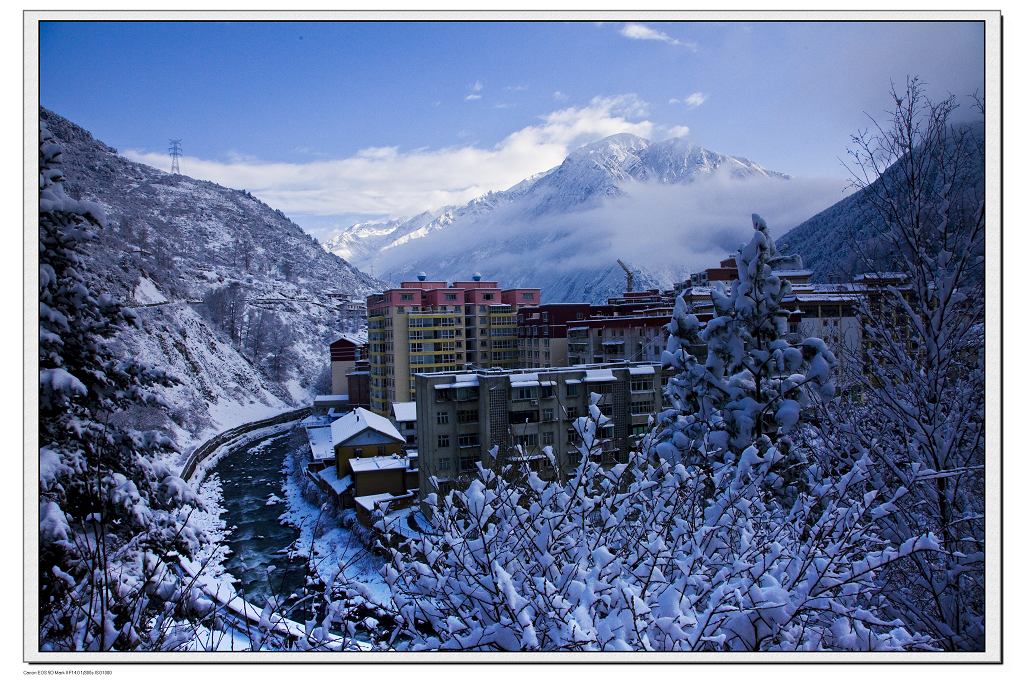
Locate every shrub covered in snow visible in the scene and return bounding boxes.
[807,79,986,651]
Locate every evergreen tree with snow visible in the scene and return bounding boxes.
[656,214,836,501]
[38,122,207,651]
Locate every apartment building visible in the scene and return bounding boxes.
[567,313,671,366]
[516,303,593,368]
[462,278,538,370]
[328,333,368,397]
[366,274,543,417]
[679,254,909,385]
[414,361,663,507]
[366,276,466,415]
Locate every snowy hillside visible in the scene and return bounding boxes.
[324,133,820,303]
[778,121,984,281]
[41,108,384,448]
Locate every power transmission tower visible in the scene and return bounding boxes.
[168,138,182,175]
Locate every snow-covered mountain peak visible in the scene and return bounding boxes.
[324,131,793,301]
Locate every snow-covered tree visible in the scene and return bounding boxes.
[656,214,836,502]
[333,219,939,652]
[813,78,986,650]
[38,122,208,650]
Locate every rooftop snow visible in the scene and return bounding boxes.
[319,469,353,496]
[306,425,335,462]
[627,366,656,376]
[332,332,368,346]
[349,454,410,473]
[354,490,417,512]
[330,407,405,446]
[434,380,480,390]
[392,401,417,423]
[584,369,617,382]
[315,394,349,404]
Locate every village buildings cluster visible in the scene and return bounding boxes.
[302,254,907,536]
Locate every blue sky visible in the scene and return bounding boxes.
[40,20,985,238]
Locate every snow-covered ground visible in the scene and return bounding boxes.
[278,438,390,603]
[132,276,168,305]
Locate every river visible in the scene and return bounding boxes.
[210,426,311,613]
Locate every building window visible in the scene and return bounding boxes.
[566,384,580,398]
[438,457,451,470]
[542,431,554,446]
[437,411,450,425]
[523,292,534,300]
[445,293,457,301]
[523,433,538,447]
[630,378,654,392]
[400,293,413,301]
[541,408,554,422]
[515,386,537,400]
[438,434,450,448]
[631,400,654,416]
[457,408,479,423]
[458,434,480,448]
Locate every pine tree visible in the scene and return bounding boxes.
[38,122,206,651]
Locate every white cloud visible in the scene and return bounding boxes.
[670,92,707,109]
[619,23,697,51]
[665,125,691,138]
[371,172,846,281]
[465,80,484,100]
[552,90,568,101]
[684,91,707,108]
[122,94,659,221]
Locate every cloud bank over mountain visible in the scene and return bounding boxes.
[123,95,696,229]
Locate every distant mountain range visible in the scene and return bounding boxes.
[324,133,796,303]
[41,108,382,446]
